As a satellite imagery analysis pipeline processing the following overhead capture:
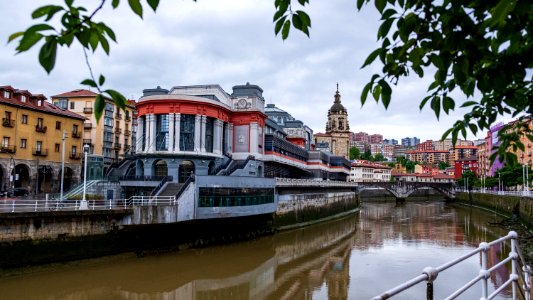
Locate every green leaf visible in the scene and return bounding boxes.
[356,0,365,10]
[460,101,477,108]
[375,0,386,13]
[419,95,431,110]
[361,48,381,68]
[372,85,382,102]
[105,89,127,110]
[81,79,98,88]
[292,13,302,30]
[490,0,516,26]
[99,34,110,54]
[361,82,373,106]
[94,94,105,121]
[112,0,120,9]
[32,5,64,21]
[430,95,441,120]
[17,31,43,52]
[378,18,394,39]
[38,38,57,73]
[7,32,24,43]
[274,16,287,35]
[296,10,311,27]
[100,23,117,42]
[379,79,392,108]
[98,74,105,86]
[427,81,439,92]
[146,0,159,12]
[281,20,291,40]
[128,0,143,19]
[381,8,396,20]
[442,96,455,114]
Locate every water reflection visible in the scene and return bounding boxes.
[0,200,515,300]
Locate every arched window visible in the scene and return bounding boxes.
[178,160,195,182]
[154,160,168,177]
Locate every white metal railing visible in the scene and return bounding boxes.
[458,188,533,198]
[275,177,357,187]
[372,231,532,300]
[0,196,177,213]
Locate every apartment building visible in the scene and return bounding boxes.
[0,86,85,194]
[51,89,136,174]
[348,160,391,182]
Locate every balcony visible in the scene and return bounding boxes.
[124,129,131,136]
[32,148,48,157]
[2,118,15,127]
[83,107,93,114]
[113,143,122,149]
[83,139,92,145]
[84,123,92,129]
[69,153,82,160]
[0,145,16,154]
[115,128,122,134]
[125,116,131,122]
[35,125,47,133]
[71,131,81,138]
[115,113,122,120]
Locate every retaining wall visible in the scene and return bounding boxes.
[455,192,533,228]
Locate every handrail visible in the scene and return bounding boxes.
[224,155,255,175]
[372,231,532,300]
[175,175,195,200]
[150,176,173,196]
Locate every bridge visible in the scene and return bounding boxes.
[274,178,455,201]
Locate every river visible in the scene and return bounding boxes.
[0,199,518,299]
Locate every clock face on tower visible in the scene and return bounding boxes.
[238,99,247,109]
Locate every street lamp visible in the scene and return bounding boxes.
[80,144,90,210]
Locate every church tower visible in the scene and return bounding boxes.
[321,84,350,158]
[325,84,350,133]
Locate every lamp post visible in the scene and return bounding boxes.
[80,144,89,210]
[498,172,501,195]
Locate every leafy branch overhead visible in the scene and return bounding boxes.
[8,0,533,166]
[7,0,166,120]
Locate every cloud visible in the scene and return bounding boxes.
[0,0,488,142]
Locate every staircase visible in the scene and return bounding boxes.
[155,182,184,197]
[62,180,100,199]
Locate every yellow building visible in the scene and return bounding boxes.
[0,86,85,195]
[51,89,136,174]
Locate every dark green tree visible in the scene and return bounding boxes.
[457,170,478,189]
[349,147,361,160]
[361,150,373,161]
[405,160,416,173]
[374,153,385,162]
[438,161,450,170]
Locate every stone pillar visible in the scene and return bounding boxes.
[200,115,207,153]
[174,113,181,152]
[136,116,144,153]
[194,115,201,152]
[250,122,258,155]
[228,123,233,154]
[214,119,223,155]
[168,113,175,153]
[150,114,157,153]
[145,115,152,153]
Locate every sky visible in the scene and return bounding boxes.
[0,0,491,142]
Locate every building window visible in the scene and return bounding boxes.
[21,115,27,124]
[21,95,27,103]
[56,121,61,130]
[20,139,27,149]
[2,137,9,147]
[36,141,42,151]
[71,146,77,155]
[37,118,43,127]
[180,114,195,151]
[73,124,78,134]
[205,117,214,153]
[54,98,68,109]
[156,114,169,151]
[3,91,10,98]
[55,143,60,152]
[70,102,75,109]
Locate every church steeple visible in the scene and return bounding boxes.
[326,84,349,133]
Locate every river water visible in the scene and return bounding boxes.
[0,200,518,299]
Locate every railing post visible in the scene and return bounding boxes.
[480,242,489,299]
[34,200,38,212]
[11,200,15,213]
[523,266,531,300]
[422,267,438,300]
[510,231,519,299]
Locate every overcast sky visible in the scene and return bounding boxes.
[0,0,492,142]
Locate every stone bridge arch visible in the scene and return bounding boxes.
[356,181,455,202]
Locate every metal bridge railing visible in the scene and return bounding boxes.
[372,231,532,300]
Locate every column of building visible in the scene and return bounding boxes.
[250,122,259,156]
[200,116,207,152]
[194,115,201,152]
[174,113,181,152]
[214,119,223,155]
[149,114,156,153]
[168,113,175,153]
[136,117,144,153]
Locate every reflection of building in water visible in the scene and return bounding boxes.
[356,202,463,250]
[105,215,358,300]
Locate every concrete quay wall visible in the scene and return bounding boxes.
[455,192,533,228]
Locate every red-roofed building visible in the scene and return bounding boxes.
[454,156,479,179]
[0,85,86,195]
[348,160,391,182]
